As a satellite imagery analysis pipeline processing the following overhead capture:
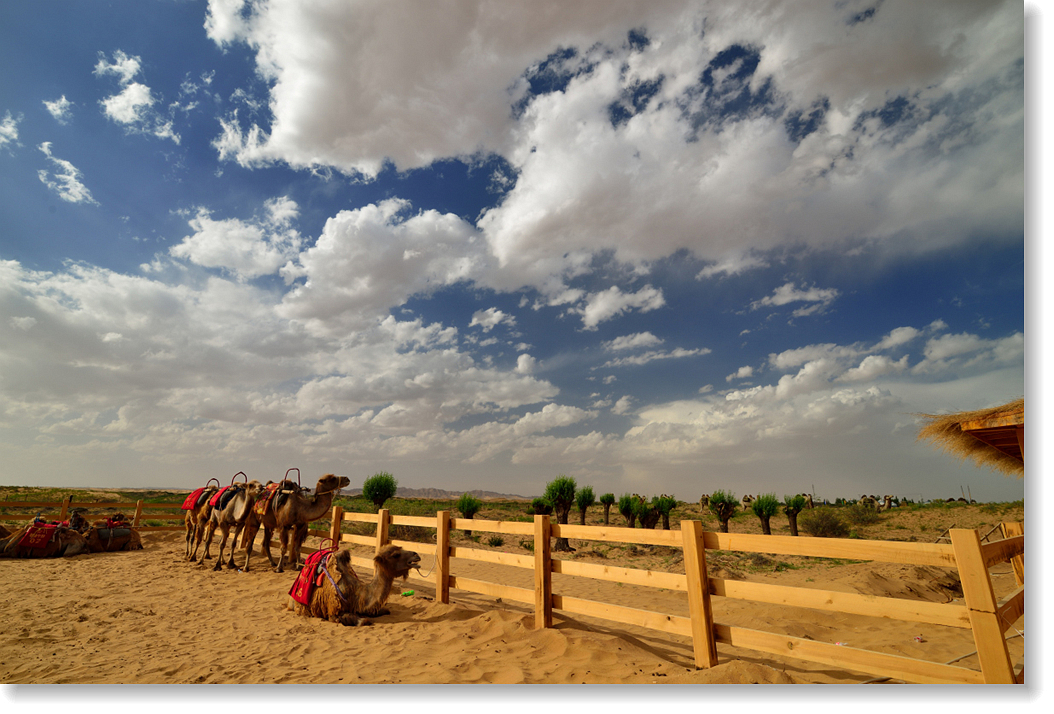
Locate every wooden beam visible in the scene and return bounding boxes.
[682,520,718,668]
[534,515,552,629]
[435,510,450,605]
[1000,522,1024,586]
[713,624,985,684]
[950,529,1016,683]
[996,585,1024,634]
[712,578,972,629]
[703,531,957,567]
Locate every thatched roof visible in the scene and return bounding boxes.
[915,398,1024,477]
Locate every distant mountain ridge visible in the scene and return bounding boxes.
[342,486,530,501]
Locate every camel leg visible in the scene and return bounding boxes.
[229,523,245,569]
[212,525,226,571]
[262,526,277,567]
[241,522,258,572]
[276,527,291,573]
[198,522,217,566]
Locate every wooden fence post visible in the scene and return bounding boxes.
[329,505,344,545]
[950,528,1016,683]
[132,500,144,527]
[59,496,70,522]
[681,520,718,668]
[435,510,450,604]
[1000,522,1024,587]
[533,514,552,630]
[375,508,390,552]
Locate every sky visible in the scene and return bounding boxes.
[0,0,1030,503]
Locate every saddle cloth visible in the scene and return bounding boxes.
[209,486,243,509]
[254,482,281,516]
[288,549,334,606]
[18,523,59,549]
[181,487,210,510]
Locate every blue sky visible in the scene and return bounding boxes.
[0,1,1028,502]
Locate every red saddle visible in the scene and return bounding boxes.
[18,522,60,550]
[289,549,335,606]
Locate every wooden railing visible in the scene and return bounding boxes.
[329,507,1024,685]
[0,497,185,528]
[2,497,1024,683]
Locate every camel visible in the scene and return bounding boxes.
[877,495,895,512]
[860,494,878,510]
[291,544,421,626]
[699,494,709,511]
[243,474,350,573]
[800,493,814,509]
[741,494,755,511]
[0,522,89,558]
[183,485,219,561]
[198,480,265,571]
[84,514,143,553]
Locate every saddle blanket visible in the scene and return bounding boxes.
[289,549,334,606]
[182,487,209,510]
[209,486,243,508]
[18,523,59,549]
[254,482,281,516]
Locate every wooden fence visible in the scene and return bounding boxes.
[0,497,187,529]
[328,507,1024,685]
[1,498,1024,683]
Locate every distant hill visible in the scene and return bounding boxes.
[342,486,530,501]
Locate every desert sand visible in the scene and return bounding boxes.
[0,503,1024,686]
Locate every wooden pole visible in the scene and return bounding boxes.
[436,510,450,604]
[533,514,552,630]
[950,528,1016,683]
[375,508,390,552]
[681,519,718,668]
[329,505,343,545]
[1000,522,1024,587]
[132,500,144,527]
[59,496,70,522]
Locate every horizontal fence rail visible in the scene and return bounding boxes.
[1,498,1023,683]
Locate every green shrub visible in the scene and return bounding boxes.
[751,493,781,535]
[575,486,596,525]
[707,490,738,533]
[487,535,504,548]
[599,493,616,525]
[455,492,483,519]
[362,472,398,512]
[654,495,678,530]
[617,493,637,527]
[528,498,552,515]
[843,502,881,525]
[798,507,849,538]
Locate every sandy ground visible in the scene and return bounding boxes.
[0,518,1024,686]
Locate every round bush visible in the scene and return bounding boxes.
[798,507,849,538]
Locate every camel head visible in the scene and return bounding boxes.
[374,544,421,581]
[68,509,90,533]
[316,474,351,496]
[245,480,265,498]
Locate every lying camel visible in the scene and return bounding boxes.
[0,522,90,558]
[84,514,143,553]
[291,545,421,626]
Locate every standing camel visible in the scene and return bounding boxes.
[242,474,350,573]
[198,481,264,571]
[184,484,219,561]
